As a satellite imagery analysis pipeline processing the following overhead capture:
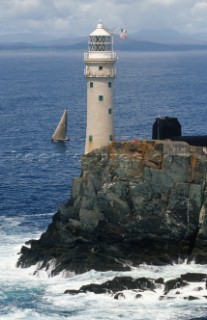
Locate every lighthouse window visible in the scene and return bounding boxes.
[108,82,112,88]
[99,95,104,101]
[89,36,112,51]
[90,82,93,88]
[89,135,93,142]
[108,108,112,114]
[109,135,113,141]
[99,66,103,70]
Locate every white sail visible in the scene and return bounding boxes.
[51,110,70,142]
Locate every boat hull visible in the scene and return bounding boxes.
[51,136,70,143]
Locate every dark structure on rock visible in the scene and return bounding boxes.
[152,117,181,140]
[17,141,207,275]
[152,117,207,147]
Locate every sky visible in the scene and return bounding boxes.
[0,0,207,38]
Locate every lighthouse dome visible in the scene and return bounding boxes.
[89,22,112,52]
[90,22,111,36]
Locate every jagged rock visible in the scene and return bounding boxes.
[184,296,199,301]
[194,287,203,291]
[181,273,206,282]
[17,141,207,275]
[159,296,176,300]
[64,289,82,295]
[114,292,125,300]
[64,274,207,300]
[64,276,155,295]
[164,278,188,294]
[155,278,164,284]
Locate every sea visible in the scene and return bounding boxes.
[0,49,207,320]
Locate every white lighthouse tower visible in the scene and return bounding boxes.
[84,22,117,154]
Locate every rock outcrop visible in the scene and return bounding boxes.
[64,272,207,301]
[64,276,156,295]
[17,140,207,275]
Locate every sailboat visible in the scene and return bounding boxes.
[51,110,70,142]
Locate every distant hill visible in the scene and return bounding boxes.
[114,36,207,51]
[0,32,58,43]
[130,29,207,45]
[1,29,207,51]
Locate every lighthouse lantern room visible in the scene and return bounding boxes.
[84,22,117,154]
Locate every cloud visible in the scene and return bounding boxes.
[1,0,43,18]
[194,0,207,9]
[0,0,206,37]
[151,0,178,5]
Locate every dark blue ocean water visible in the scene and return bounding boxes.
[0,49,207,320]
[1,50,207,218]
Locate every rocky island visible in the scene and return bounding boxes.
[17,140,207,276]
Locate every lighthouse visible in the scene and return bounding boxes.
[84,22,117,154]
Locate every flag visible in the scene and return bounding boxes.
[120,28,127,39]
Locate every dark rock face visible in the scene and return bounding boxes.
[17,141,207,275]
